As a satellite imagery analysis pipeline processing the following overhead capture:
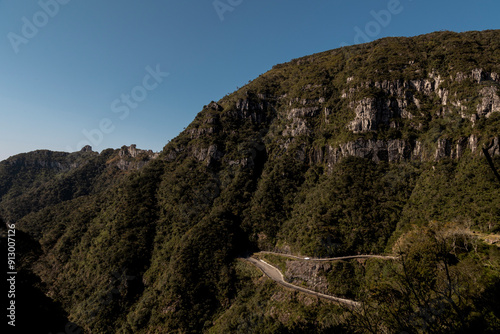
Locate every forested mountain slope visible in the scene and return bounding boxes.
[1,30,500,333]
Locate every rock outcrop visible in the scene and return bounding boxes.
[477,86,500,118]
[310,135,499,173]
[345,70,499,134]
[276,69,500,170]
[285,260,331,294]
[115,145,159,170]
[80,145,93,152]
[192,144,224,166]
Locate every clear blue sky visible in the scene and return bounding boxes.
[0,0,499,161]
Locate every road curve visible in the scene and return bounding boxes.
[245,257,361,308]
[258,251,398,261]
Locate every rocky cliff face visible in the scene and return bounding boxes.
[477,86,500,118]
[172,67,499,174]
[313,135,499,173]
[345,70,499,131]
[285,260,331,294]
[328,70,499,167]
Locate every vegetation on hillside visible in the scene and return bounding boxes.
[1,30,499,333]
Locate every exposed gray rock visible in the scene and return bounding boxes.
[472,68,483,83]
[477,86,500,118]
[324,139,412,170]
[437,88,449,105]
[205,101,223,111]
[220,98,269,124]
[236,98,266,112]
[283,118,310,137]
[285,260,331,293]
[343,69,499,135]
[487,137,500,156]
[435,139,452,160]
[187,127,216,139]
[80,145,93,152]
[119,144,158,159]
[115,159,150,171]
[412,141,423,160]
[469,135,479,154]
[348,98,395,133]
[451,137,468,159]
[192,144,223,166]
[287,107,320,119]
[454,69,500,84]
[317,134,492,172]
[164,149,179,162]
[116,145,159,170]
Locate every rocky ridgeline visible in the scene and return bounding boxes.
[4,148,96,171]
[3,144,160,172]
[115,144,159,170]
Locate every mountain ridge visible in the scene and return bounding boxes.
[2,29,500,333]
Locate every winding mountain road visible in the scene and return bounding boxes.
[258,251,398,261]
[245,257,362,308]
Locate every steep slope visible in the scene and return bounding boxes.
[2,30,500,333]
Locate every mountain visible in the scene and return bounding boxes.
[1,30,500,333]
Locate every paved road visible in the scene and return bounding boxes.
[246,257,361,308]
[258,251,398,261]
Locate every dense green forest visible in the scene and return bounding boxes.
[1,30,500,333]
